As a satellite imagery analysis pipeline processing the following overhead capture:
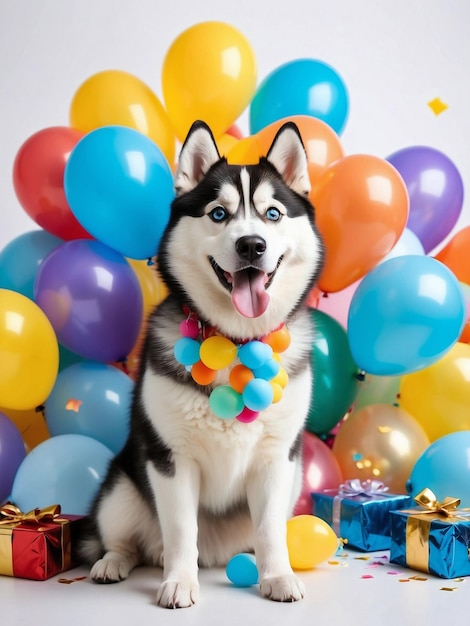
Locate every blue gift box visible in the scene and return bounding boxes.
[312,479,412,551]
[389,488,470,578]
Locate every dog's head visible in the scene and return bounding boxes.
[158,120,324,338]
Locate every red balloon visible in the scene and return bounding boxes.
[13,127,92,240]
[293,431,343,515]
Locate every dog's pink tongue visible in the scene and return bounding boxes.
[231,270,270,318]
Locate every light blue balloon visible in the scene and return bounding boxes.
[174,337,201,366]
[64,126,174,259]
[407,432,470,508]
[226,553,259,587]
[249,58,349,135]
[238,341,272,370]
[242,378,273,412]
[45,362,133,454]
[11,434,113,515]
[348,255,465,376]
[0,230,62,299]
[380,227,425,264]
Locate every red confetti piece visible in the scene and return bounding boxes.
[361,575,374,579]
[387,571,400,575]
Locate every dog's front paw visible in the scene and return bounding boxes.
[90,557,132,583]
[156,578,200,609]
[260,574,305,602]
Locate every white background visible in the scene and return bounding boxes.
[1,0,469,252]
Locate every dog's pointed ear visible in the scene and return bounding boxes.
[174,121,221,196]
[266,122,311,196]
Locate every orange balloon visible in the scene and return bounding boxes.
[1,406,50,451]
[226,136,261,164]
[311,155,409,292]
[256,115,344,187]
[435,226,470,284]
[216,133,240,158]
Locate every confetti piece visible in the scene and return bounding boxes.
[440,587,458,592]
[57,576,87,584]
[387,571,400,575]
[377,425,392,434]
[428,97,448,115]
[409,576,428,582]
[453,578,465,583]
[354,556,370,561]
[328,560,340,565]
[352,453,363,462]
[361,575,374,579]
[65,398,82,412]
[399,579,410,583]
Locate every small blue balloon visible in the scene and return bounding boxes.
[408,432,470,508]
[226,553,259,587]
[45,362,133,454]
[209,386,244,420]
[249,58,349,135]
[242,378,274,412]
[0,230,62,300]
[11,434,113,515]
[174,337,201,366]
[253,357,280,381]
[348,255,465,375]
[238,341,272,370]
[64,126,174,259]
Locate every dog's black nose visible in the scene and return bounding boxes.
[236,235,266,262]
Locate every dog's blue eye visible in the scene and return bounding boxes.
[266,207,281,222]
[209,206,227,222]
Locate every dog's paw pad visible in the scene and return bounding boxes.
[90,558,131,584]
[156,579,200,608]
[260,574,305,602]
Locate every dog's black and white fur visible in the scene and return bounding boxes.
[80,120,324,608]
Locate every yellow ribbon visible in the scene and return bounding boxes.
[405,488,470,573]
[0,503,65,526]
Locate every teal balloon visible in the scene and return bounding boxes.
[407,432,470,508]
[348,256,466,376]
[11,434,113,515]
[45,362,133,454]
[354,374,401,411]
[209,386,244,419]
[64,126,174,259]
[249,58,349,135]
[307,309,359,435]
[0,230,62,299]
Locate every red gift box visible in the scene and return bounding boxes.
[0,503,83,580]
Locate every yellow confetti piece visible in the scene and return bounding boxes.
[354,556,370,561]
[409,576,428,582]
[453,578,465,583]
[328,561,340,565]
[428,97,448,115]
[440,587,458,592]
[65,398,82,412]
[399,579,410,583]
[377,425,392,434]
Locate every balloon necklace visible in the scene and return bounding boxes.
[173,310,291,423]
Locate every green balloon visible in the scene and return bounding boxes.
[306,309,360,435]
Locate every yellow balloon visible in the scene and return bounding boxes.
[332,404,430,493]
[127,258,168,322]
[286,515,338,570]
[70,70,176,165]
[216,133,239,158]
[0,289,59,410]
[1,406,50,450]
[226,136,261,165]
[162,21,257,141]
[399,342,470,441]
[200,336,237,370]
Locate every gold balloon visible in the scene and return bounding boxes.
[399,342,470,441]
[1,406,50,450]
[332,404,430,493]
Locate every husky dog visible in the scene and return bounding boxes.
[80,120,324,608]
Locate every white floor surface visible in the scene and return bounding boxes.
[2,550,466,625]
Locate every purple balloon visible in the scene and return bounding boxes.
[387,146,464,253]
[34,240,143,362]
[0,413,26,503]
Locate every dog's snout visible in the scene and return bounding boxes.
[236,235,266,262]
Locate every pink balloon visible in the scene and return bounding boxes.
[316,280,361,329]
[293,431,343,515]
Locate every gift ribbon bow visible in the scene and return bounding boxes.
[0,503,64,526]
[413,488,468,518]
[339,479,389,497]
